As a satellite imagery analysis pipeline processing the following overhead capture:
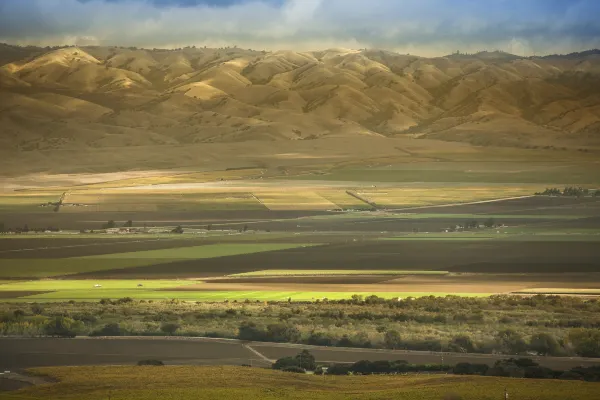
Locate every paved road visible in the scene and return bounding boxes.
[1,337,599,371]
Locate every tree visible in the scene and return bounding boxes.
[238,321,263,341]
[243,224,248,232]
[449,335,476,353]
[495,329,527,354]
[124,220,133,227]
[171,225,184,234]
[266,323,301,343]
[0,222,4,232]
[384,330,402,349]
[44,316,77,338]
[103,220,116,229]
[295,350,316,370]
[484,218,495,228]
[272,356,299,370]
[567,328,600,357]
[530,332,562,356]
[91,323,122,336]
[160,322,180,336]
[207,224,212,231]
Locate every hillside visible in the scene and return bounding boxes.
[10,365,600,400]
[1,44,599,173]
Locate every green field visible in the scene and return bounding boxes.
[228,270,449,277]
[0,278,490,302]
[0,243,317,278]
[4,365,598,400]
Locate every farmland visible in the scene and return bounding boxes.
[0,187,599,301]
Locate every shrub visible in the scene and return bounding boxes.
[272,357,299,370]
[567,328,600,357]
[90,323,122,336]
[327,364,351,375]
[383,330,402,349]
[30,304,44,315]
[452,362,489,375]
[530,332,562,356]
[44,316,77,338]
[295,350,316,371]
[281,366,306,374]
[160,322,180,335]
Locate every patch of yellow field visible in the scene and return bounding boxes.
[357,186,537,208]
[255,191,338,211]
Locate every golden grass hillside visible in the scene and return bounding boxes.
[1,45,599,156]
[7,366,598,400]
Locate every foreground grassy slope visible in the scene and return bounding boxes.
[6,366,598,400]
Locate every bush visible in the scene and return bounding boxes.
[567,328,600,357]
[452,362,489,375]
[30,304,44,315]
[295,350,316,371]
[524,366,557,379]
[383,330,402,349]
[160,322,180,335]
[272,357,299,370]
[90,323,122,336]
[559,371,583,380]
[448,335,477,353]
[530,332,562,356]
[281,366,306,374]
[265,323,301,343]
[273,350,316,371]
[327,363,351,375]
[238,321,263,341]
[44,316,77,338]
[307,331,335,346]
[137,359,164,366]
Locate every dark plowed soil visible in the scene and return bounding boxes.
[406,197,600,216]
[0,291,52,298]
[0,238,207,259]
[72,239,600,279]
[0,210,334,231]
[0,378,33,391]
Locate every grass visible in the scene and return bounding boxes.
[12,290,491,302]
[355,187,537,208]
[4,365,598,400]
[292,162,600,185]
[385,213,583,219]
[228,270,449,277]
[514,288,600,295]
[0,243,317,278]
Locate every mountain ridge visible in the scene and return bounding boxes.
[1,44,599,156]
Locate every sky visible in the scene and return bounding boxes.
[0,0,599,56]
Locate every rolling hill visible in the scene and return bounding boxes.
[0,44,599,173]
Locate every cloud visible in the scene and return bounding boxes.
[0,0,599,56]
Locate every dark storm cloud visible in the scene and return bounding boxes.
[0,0,599,56]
